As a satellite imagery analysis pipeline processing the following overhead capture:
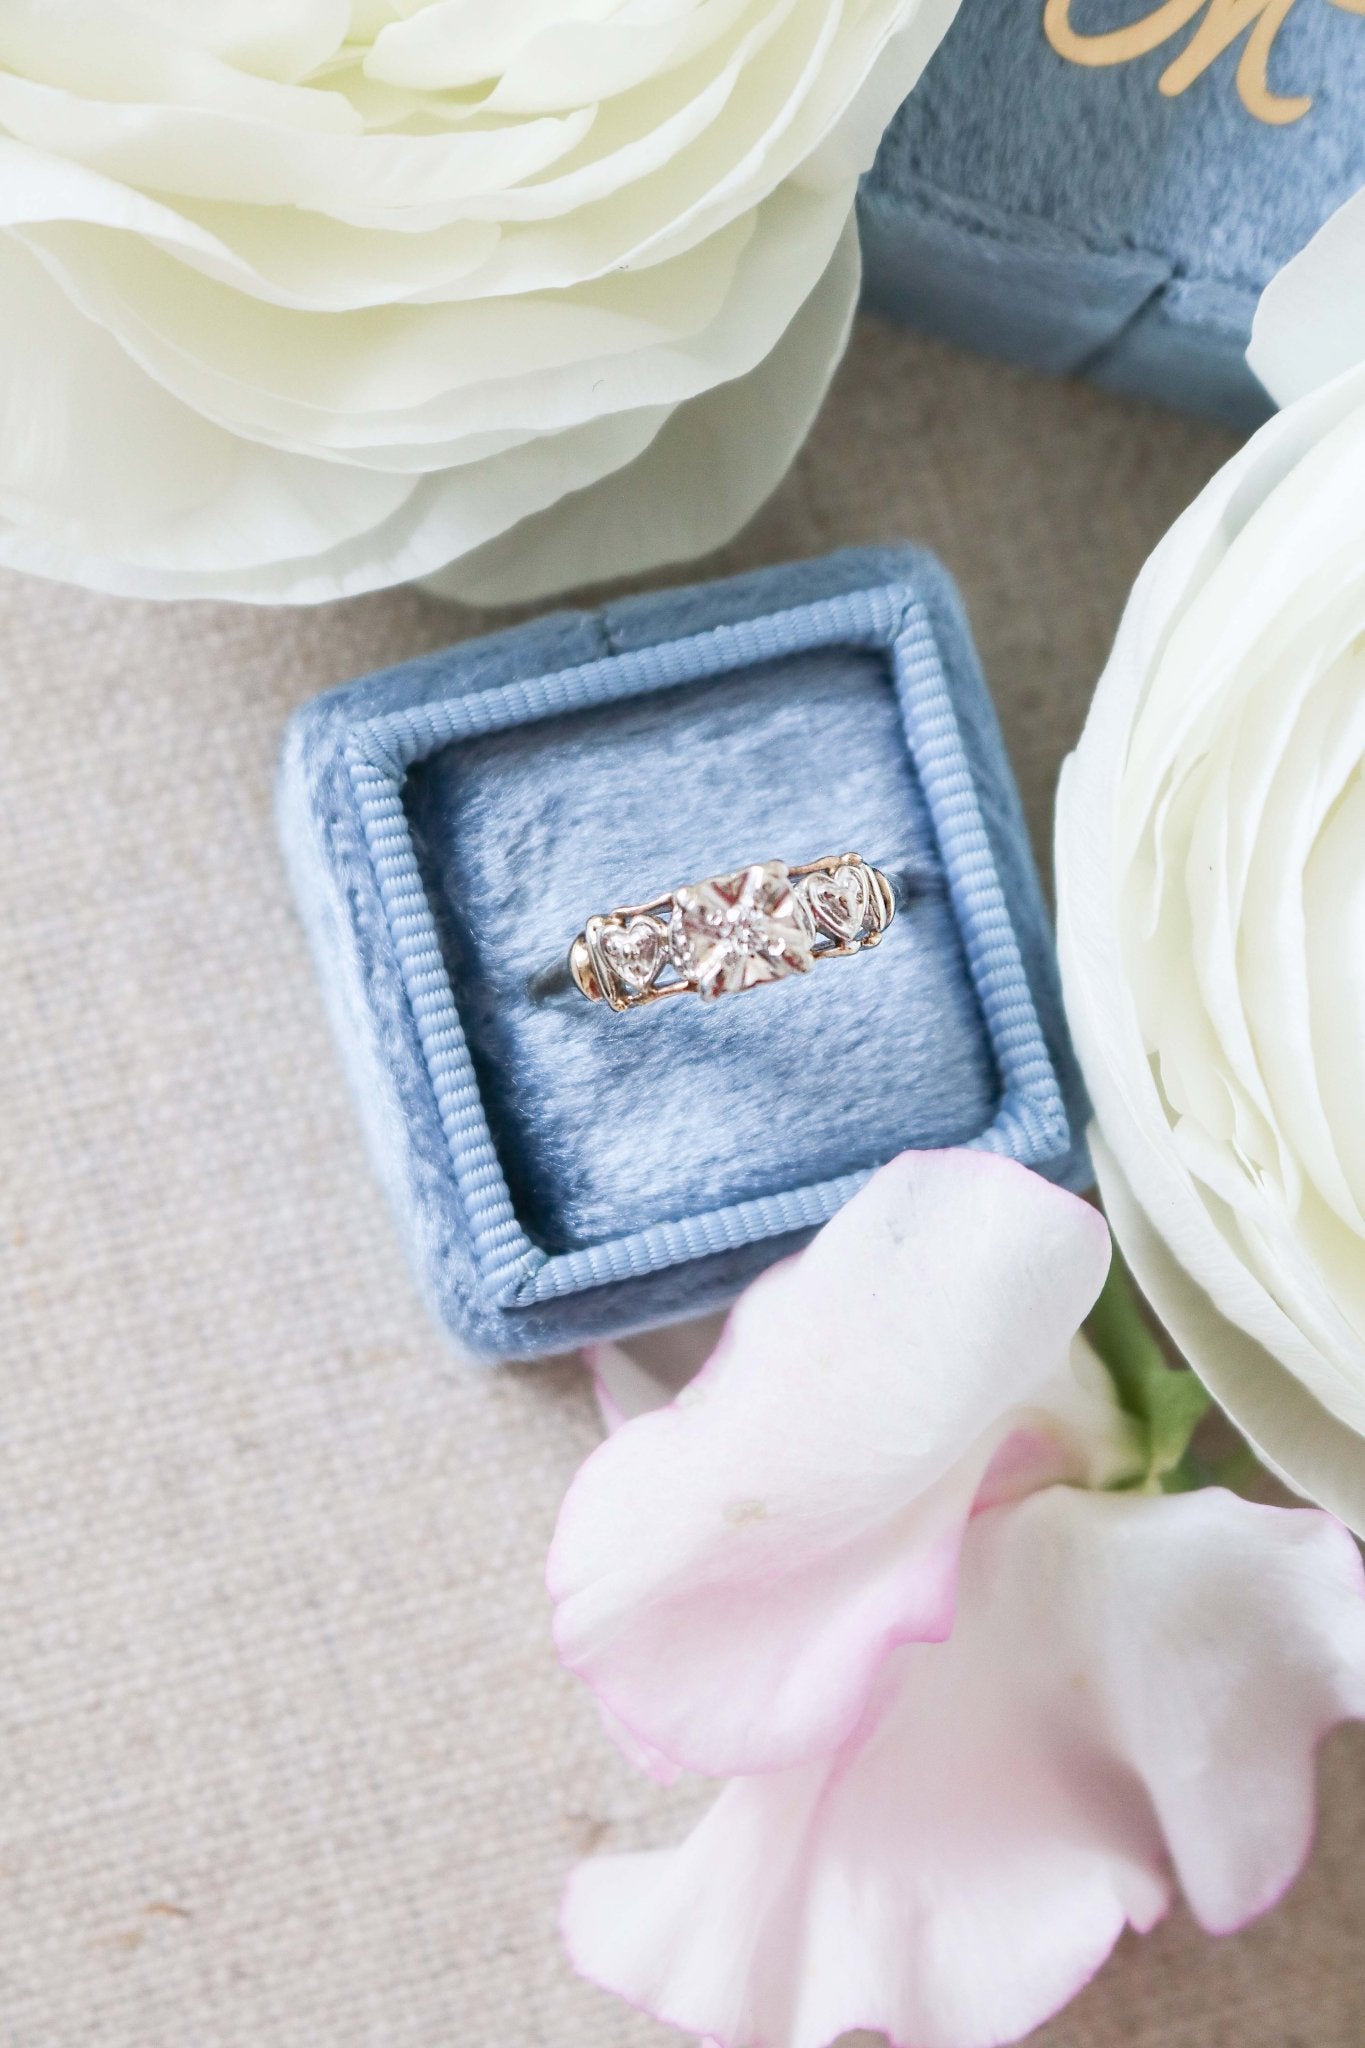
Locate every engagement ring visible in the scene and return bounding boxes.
[567,854,896,1012]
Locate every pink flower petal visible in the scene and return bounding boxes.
[550,1151,1128,1779]
[584,1323,720,1433]
[564,1487,1365,2048]
[594,1700,682,1788]
[584,1342,660,1435]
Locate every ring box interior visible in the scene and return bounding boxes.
[279,546,1088,1361]
[860,0,1365,426]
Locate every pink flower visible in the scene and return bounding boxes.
[549,1151,1365,2048]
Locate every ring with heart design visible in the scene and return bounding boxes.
[567,855,897,1012]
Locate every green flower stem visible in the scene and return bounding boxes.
[1085,1249,1211,1493]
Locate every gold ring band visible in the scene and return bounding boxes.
[568,855,896,1012]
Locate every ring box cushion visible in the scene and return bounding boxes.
[279,546,1088,1361]
[859,0,1365,426]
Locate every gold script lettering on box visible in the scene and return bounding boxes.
[1044,0,1364,127]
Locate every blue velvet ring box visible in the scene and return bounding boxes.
[279,546,1088,1361]
[860,0,1365,426]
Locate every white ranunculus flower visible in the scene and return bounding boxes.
[0,0,955,606]
[1057,190,1365,1529]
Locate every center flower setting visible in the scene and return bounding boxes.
[670,862,816,999]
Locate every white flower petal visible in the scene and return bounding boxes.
[0,239,410,564]
[0,134,507,313]
[24,183,844,464]
[0,0,963,598]
[0,190,861,603]
[466,0,762,115]
[1249,187,1365,407]
[3,0,354,88]
[426,200,858,601]
[1056,358,1365,1527]
[366,0,623,95]
[795,0,962,191]
[0,1,354,125]
[0,71,593,214]
[0,231,686,598]
[565,1487,1365,2048]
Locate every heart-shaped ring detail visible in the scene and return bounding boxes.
[803,862,870,942]
[598,915,666,995]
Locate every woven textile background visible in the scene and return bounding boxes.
[2,322,1363,2048]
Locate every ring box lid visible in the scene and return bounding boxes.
[860,0,1365,425]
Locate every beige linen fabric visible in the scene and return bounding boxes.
[2,322,1363,2048]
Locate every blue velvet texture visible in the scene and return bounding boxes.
[860,0,1365,425]
[278,547,1089,1360]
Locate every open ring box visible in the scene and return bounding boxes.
[279,546,1087,1361]
[860,0,1365,427]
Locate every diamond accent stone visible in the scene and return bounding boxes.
[802,861,870,942]
[669,861,816,1000]
[597,915,666,996]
